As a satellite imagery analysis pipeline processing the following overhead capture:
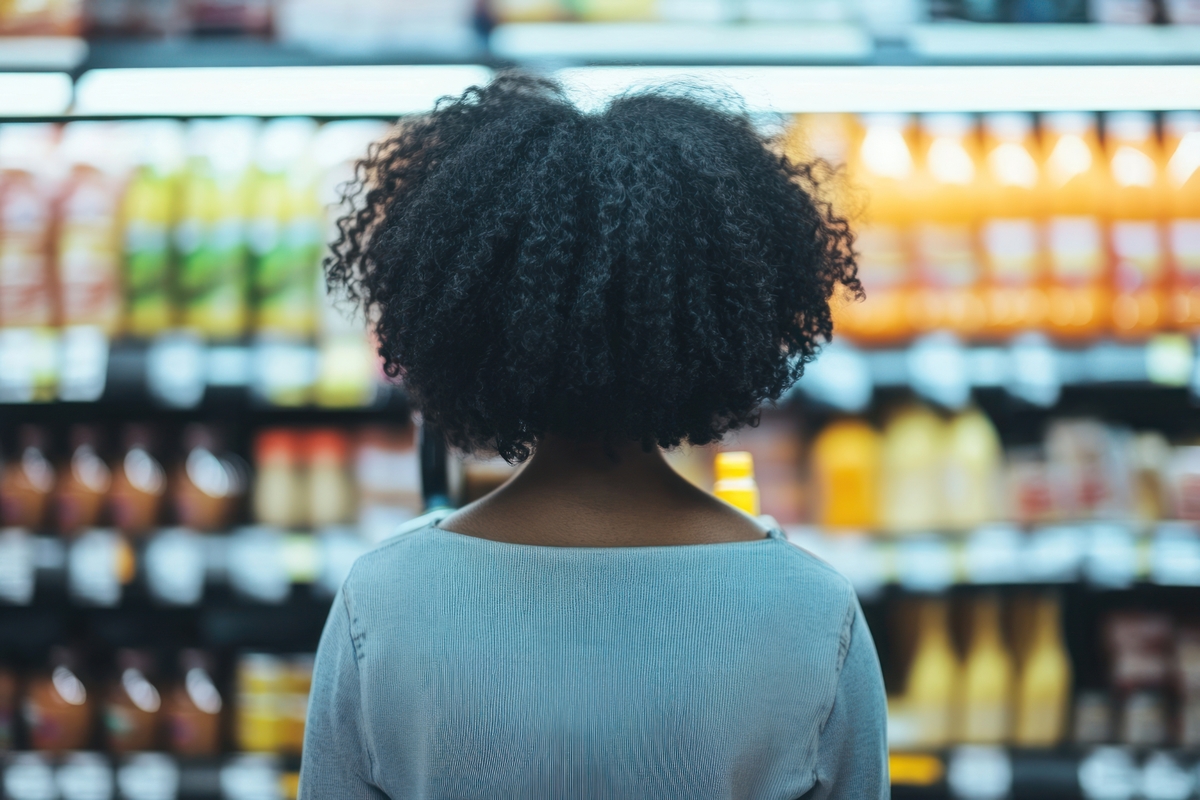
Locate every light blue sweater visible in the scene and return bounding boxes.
[299,511,889,799]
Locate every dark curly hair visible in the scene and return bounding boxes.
[327,73,859,462]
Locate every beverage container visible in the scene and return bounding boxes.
[1,425,56,530]
[0,124,57,329]
[280,654,313,756]
[1042,112,1110,340]
[942,409,1003,530]
[253,428,305,528]
[172,424,248,531]
[104,649,162,753]
[1105,112,1167,338]
[236,653,282,753]
[55,425,112,537]
[109,424,167,538]
[810,418,880,531]
[0,662,15,751]
[880,405,945,533]
[1165,111,1200,330]
[164,649,223,757]
[23,647,92,753]
[960,594,1014,743]
[123,121,184,338]
[979,113,1047,337]
[905,599,960,748]
[307,429,355,528]
[1014,594,1072,746]
[712,451,761,517]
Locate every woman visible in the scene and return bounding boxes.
[300,74,887,799]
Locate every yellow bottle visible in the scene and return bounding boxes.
[713,451,760,517]
[960,594,1014,743]
[811,418,881,531]
[905,598,960,748]
[1014,594,1072,747]
[943,409,1003,531]
[881,405,946,533]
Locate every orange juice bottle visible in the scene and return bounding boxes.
[1105,111,1167,338]
[1165,111,1200,330]
[840,114,916,345]
[881,404,946,534]
[1041,112,1111,340]
[811,418,880,531]
[911,113,987,339]
[979,113,1048,338]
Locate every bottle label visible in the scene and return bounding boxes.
[982,218,1040,285]
[1111,220,1164,290]
[1047,216,1105,283]
[1170,219,1200,284]
[854,224,910,289]
[916,223,979,288]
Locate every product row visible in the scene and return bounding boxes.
[0,648,310,758]
[0,119,386,340]
[789,111,1200,342]
[0,423,421,537]
[887,593,1200,751]
[670,406,1200,531]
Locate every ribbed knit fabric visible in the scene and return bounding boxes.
[299,510,889,800]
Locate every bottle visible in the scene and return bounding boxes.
[0,662,15,751]
[54,425,112,537]
[960,593,1014,743]
[0,124,57,330]
[1042,112,1111,340]
[838,114,916,344]
[280,654,313,756]
[109,424,167,538]
[55,122,126,335]
[253,428,305,528]
[1014,594,1072,746]
[123,121,184,338]
[236,653,282,753]
[880,405,946,533]
[172,424,248,532]
[0,425,56,530]
[104,649,162,754]
[905,598,960,748]
[164,649,222,757]
[1165,111,1200,331]
[810,418,881,531]
[355,425,423,544]
[942,409,1002,531]
[712,451,761,516]
[911,113,987,338]
[307,429,355,528]
[23,647,92,753]
[1105,112,1167,339]
[980,112,1047,338]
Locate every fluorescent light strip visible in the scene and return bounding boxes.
[73,65,494,117]
[557,65,1200,113]
[0,73,73,116]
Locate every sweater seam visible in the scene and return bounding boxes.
[342,587,381,788]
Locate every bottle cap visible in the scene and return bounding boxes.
[254,428,300,465]
[714,451,755,481]
[307,429,350,464]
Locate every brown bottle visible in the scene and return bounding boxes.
[104,649,162,753]
[55,425,112,537]
[0,425,56,530]
[0,662,16,752]
[172,425,247,532]
[110,425,167,538]
[165,649,223,757]
[23,647,92,753]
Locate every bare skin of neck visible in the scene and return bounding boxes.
[439,435,769,548]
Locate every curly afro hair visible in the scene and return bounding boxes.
[327,73,859,462]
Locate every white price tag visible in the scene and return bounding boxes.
[252,340,316,407]
[964,525,1024,584]
[317,529,369,597]
[907,332,970,410]
[1079,747,1138,800]
[1008,333,1061,407]
[147,333,205,408]
[1025,526,1086,583]
[68,530,124,607]
[1145,334,1193,387]
[117,753,180,800]
[219,755,281,800]
[811,533,886,600]
[281,535,318,584]
[896,535,957,593]
[0,528,36,604]
[1150,523,1200,586]
[4,753,55,800]
[947,746,1012,800]
[57,752,113,800]
[0,328,57,403]
[227,528,290,604]
[1084,524,1139,589]
[144,529,206,606]
[58,326,109,402]
[794,339,873,413]
[1139,752,1194,800]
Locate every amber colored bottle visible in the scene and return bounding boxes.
[1041,112,1111,340]
[1165,111,1200,330]
[811,418,881,531]
[0,663,16,751]
[55,425,112,537]
[905,599,960,748]
[172,424,247,532]
[1105,112,1168,339]
[110,424,167,539]
[1014,594,1072,746]
[23,647,93,753]
[104,649,162,754]
[979,112,1048,338]
[960,593,1014,743]
[0,425,56,530]
[164,649,223,757]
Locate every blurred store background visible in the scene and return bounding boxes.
[4,2,1200,800]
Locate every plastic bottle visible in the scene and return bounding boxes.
[810,418,880,531]
[881,405,946,533]
[905,598,960,748]
[109,424,167,539]
[1042,112,1111,340]
[1165,111,1200,331]
[23,647,92,753]
[0,124,57,329]
[54,425,112,537]
[0,425,56,530]
[980,112,1047,337]
[172,424,247,532]
[123,121,184,338]
[104,649,162,754]
[0,662,15,751]
[960,593,1014,743]
[838,114,916,344]
[712,451,761,517]
[237,653,282,753]
[1014,594,1072,746]
[253,428,305,528]
[307,429,355,528]
[912,113,986,338]
[164,649,223,757]
[943,409,1003,531]
[1105,112,1167,338]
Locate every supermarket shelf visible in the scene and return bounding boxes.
[909,23,1200,65]
[0,36,87,70]
[0,72,73,116]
